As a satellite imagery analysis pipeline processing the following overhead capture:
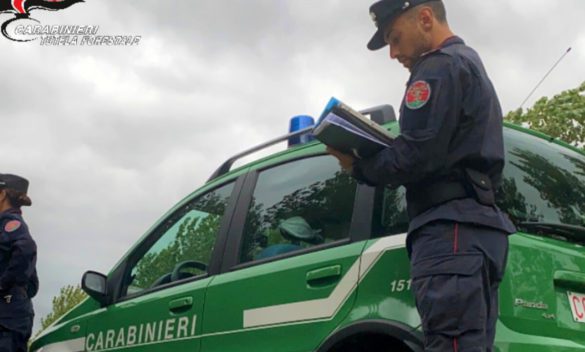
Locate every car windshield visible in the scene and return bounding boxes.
[497,128,585,227]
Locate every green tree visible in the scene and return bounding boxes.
[506,81,585,149]
[40,285,87,330]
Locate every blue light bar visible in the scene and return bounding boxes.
[288,115,315,147]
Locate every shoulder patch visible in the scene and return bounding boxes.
[405,80,432,110]
[4,220,21,233]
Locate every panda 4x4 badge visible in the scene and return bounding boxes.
[405,80,431,110]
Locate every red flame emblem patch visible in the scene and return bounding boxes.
[4,220,21,233]
[405,80,432,110]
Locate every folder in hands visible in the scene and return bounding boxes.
[313,97,394,159]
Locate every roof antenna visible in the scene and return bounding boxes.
[519,47,572,110]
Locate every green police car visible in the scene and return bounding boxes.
[31,106,585,352]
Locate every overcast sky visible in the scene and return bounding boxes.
[1,0,584,333]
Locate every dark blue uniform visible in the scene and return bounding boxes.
[0,208,37,352]
[353,37,516,351]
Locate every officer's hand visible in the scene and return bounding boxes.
[326,147,355,173]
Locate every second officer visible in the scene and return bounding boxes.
[0,174,38,352]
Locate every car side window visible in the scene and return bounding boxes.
[122,182,234,297]
[371,186,409,238]
[240,155,357,263]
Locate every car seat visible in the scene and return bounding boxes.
[255,216,323,260]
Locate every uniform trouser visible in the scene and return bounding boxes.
[0,318,33,352]
[407,220,509,352]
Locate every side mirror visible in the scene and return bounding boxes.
[81,271,108,306]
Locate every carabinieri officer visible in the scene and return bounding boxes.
[0,174,38,352]
[328,1,516,350]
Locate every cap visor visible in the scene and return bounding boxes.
[367,29,387,51]
[21,195,32,206]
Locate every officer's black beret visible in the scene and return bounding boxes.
[367,0,440,51]
[0,173,29,194]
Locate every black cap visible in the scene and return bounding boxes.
[367,0,438,51]
[0,174,29,194]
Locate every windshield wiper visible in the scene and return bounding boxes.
[516,222,585,245]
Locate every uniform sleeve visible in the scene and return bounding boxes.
[353,54,466,187]
[0,225,37,290]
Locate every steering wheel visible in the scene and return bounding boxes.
[150,273,172,289]
[170,260,208,281]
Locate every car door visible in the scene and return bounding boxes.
[84,179,238,352]
[201,154,367,352]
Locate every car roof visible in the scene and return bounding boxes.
[210,120,583,186]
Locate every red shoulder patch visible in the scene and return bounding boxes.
[405,80,432,110]
[4,220,21,233]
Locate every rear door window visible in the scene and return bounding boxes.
[239,155,358,263]
[371,186,409,238]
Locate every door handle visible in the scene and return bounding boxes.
[554,271,585,291]
[306,265,342,288]
[169,297,193,312]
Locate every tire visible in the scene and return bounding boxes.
[333,334,412,352]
